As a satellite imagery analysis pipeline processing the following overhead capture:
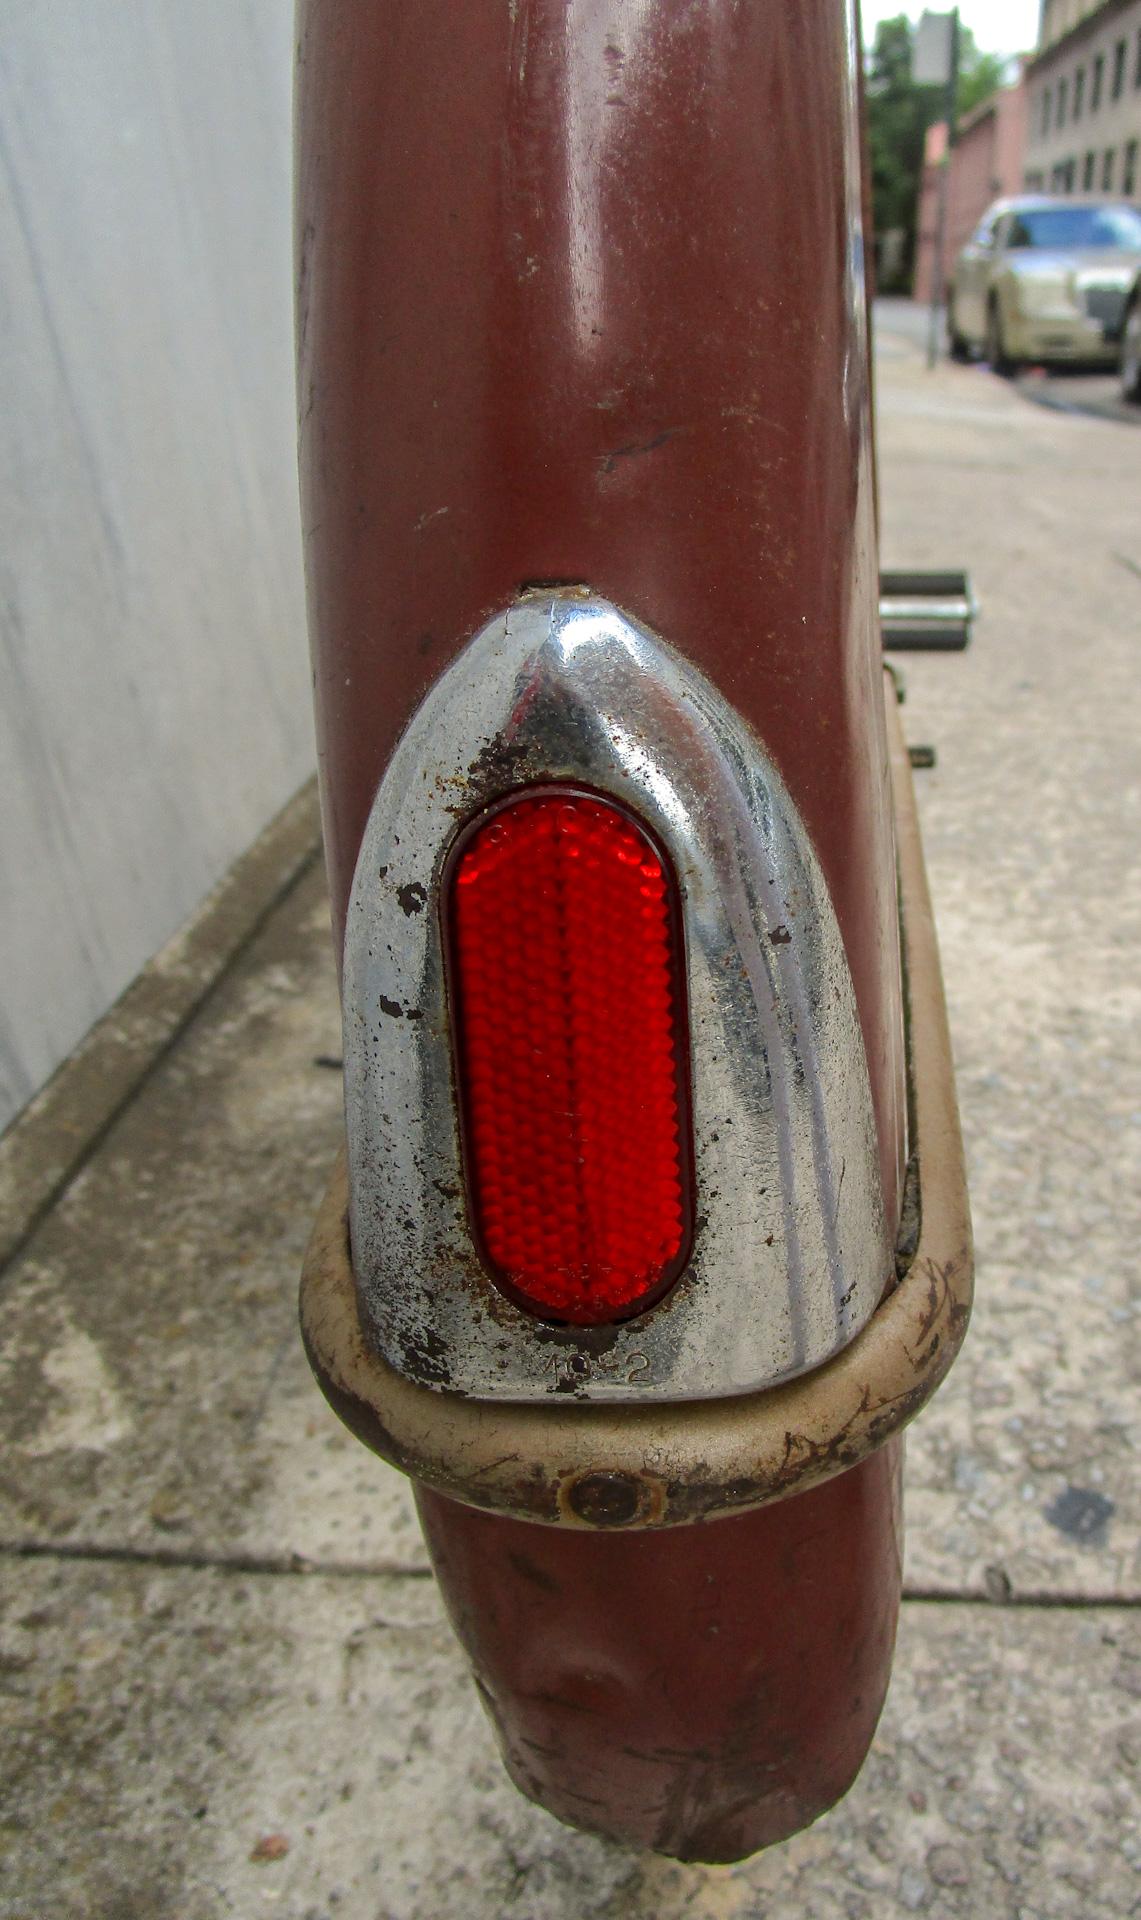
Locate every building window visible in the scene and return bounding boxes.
[1073,67,1085,118]
[1057,76,1068,125]
[1084,149,1096,189]
[1092,53,1104,110]
[1125,141,1139,197]
[1024,169,1045,190]
[1135,27,1141,90]
[1102,148,1115,191]
[1113,39,1126,101]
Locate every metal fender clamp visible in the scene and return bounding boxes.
[301,609,972,1528]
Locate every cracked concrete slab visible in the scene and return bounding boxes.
[0,1558,1137,1920]
[874,331,1140,1603]
[0,783,322,1272]
[0,863,425,1576]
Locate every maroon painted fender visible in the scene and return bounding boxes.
[417,1443,903,1861]
[296,0,907,1861]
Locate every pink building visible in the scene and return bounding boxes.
[913,75,1030,303]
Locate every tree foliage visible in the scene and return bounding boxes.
[960,50,1010,116]
[865,15,1012,290]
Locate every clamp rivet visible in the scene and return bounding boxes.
[566,1471,648,1527]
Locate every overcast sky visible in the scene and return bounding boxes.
[861,2,1041,59]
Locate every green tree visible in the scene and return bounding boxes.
[959,50,1009,117]
[865,16,1013,291]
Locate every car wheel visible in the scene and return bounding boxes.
[1121,298,1141,404]
[986,299,1015,377]
[947,302,971,362]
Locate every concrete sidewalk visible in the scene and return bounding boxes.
[1,318,1138,1920]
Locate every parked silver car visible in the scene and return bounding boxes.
[1121,273,1141,402]
[947,196,1141,373]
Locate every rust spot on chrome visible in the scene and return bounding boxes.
[396,880,428,915]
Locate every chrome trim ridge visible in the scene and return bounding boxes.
[342,594,890,1402]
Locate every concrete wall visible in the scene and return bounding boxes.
[994,71,1033,190]
[914,82,1029,305]
[1041,0,1108,53]
[914,119,949,307]
[0,3,313,1131]
[949,112,1005,264]
[1024,0,1141,191]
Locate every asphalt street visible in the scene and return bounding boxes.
[0,307,1137,1920]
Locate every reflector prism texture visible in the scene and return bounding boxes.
[448,790,690,1324]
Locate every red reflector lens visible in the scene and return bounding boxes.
[446,788,692,1326]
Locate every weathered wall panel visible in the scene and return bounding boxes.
[0,2,310,1128]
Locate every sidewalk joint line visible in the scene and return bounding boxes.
[0,1540,1137,1606]
[0,1539,434,1581]
[902,1585,1141,1610]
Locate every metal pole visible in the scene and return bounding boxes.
[926,7,961,369]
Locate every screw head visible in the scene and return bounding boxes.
[565,1470,649,1527]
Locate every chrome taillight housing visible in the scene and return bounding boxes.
[341,592,890,1402]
